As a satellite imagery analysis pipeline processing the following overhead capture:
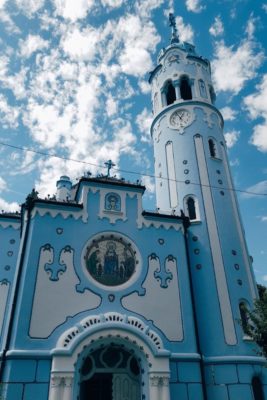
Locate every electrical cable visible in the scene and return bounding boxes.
[0,141,266,197]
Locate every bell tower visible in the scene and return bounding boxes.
[149,13,259,361]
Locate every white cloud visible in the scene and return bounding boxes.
[0,0,7,8]
[61,27,99,61]
[115,15,160,76]
[101,0,123,8]
[138,80,150,94]
[263,275,267,281]
[244,74,267,152]
[185,0,205,13]
[0,177,6,191]
[176,16,194,43]
[244,75,267,119]
[14,0,45,17]
[261,216,267,222]
[0,1,21,34]
[209,16,224,37]
[142,175,155,194]
[220,106,237,121]
[0,94,19,128]
[230,158,239,167]
[20,34,49,58]
[52,0,95,22]
[135,0,165,18]
[136,108,153,143]
[244,181,267,198]
[224,130,240,148]
[106,94,117,117]
[211,39,264,95]
[0,198,19,212]
[262,4,267,12]
[245,14,257,39]
[249,124,267,153]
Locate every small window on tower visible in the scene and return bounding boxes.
[187,197,196,220]
[166,81,176,105]
[208,138,217,158]
[239,302,250,336]
[180,77,192,100]
[184,195,200,221]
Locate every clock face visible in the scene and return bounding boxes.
[170,109,192,129]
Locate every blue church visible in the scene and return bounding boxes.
[0,15,266,400]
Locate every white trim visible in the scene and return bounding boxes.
[221,144,257,299]
[165,141,178,209]
[195,135,237,345]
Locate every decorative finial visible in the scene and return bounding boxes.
[169,13,179,44]
[104,160,116,177]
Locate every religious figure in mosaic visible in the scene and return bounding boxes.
[85,236,137,286]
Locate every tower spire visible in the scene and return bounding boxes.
[169,13,179,44]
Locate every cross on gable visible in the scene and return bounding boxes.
[104,160,116,177]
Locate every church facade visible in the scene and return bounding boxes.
[0,16,266,400]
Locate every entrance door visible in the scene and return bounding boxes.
[113,373,139,400]
[79,346,141,400]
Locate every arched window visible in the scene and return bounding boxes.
[184,195,200,221]
[187,197,197,220]
[165,81,176,105]
[239,302,249,335]
[252,376,264,400]
[180,77,192,100]
[208,138,217,158]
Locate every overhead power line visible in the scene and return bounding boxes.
[0,141,266,197]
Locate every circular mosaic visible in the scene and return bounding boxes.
[85,235,138,287]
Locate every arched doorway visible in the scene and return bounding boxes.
[48,313,171,400]
[79,346,141,400]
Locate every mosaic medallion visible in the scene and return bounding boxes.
[85,235,138,287]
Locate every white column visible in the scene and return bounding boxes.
[160,376,171,400]
[62,377,73,400]
[149,375,160,400]
[149,374,170,400]
[173,80,181,100]
[49,376,62,400]
[161,90,167,107]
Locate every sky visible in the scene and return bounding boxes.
[0,0,266,285]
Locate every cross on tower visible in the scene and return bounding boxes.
[104,160,116,177]
[169,13,179,44]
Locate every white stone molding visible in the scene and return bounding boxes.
[32,186,89,223]
[30,244,101,338]
[0,280,10,335]
[49,319,171,400]
[122,256,184,341]
[56,312,164,352]
[0,220,20,230]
